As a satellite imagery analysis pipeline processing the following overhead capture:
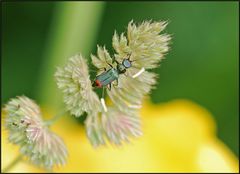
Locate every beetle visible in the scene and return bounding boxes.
[92,54,145,112]
[92,56,132,90]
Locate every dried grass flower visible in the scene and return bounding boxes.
[101,107,142,145]
[55,54,102,117]
[84,107,142,147]
[85,111,105,147]
[91,20,171,113]
[55,20,171,146]
[4,96,68,170]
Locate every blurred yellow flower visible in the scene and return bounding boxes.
[1,99,239,172]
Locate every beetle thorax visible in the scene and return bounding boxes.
[117,64,126,74]
[117,59,132,74]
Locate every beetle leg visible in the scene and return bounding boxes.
[107,63,113,68]
[107,83,112,91]
[115,59,120,64]
[92,79,97,88]
[92,80,95,86]
[113,79,118,87]
[112,56,116,64]
[103,54,113,68]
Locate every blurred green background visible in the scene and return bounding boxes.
[2,1,239,157]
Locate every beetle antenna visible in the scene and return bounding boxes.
[127,53,132,61]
